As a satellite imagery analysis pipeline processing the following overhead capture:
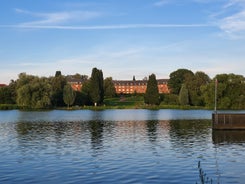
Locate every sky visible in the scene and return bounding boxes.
[0,0,245,84]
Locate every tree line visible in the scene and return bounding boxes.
[0,68,244,109]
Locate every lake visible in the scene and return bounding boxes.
[0,109,245,184]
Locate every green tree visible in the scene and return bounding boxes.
[51,71,67,107]
[168,69,194,95]
[63,84,76,108]
[202,74,245,109]
[0,85,15,104]
[16,74,52,109]
[81,80,93,105]
[179,84,189,105]
[89,68,104,106]
[144,74,160,105]
[185,71,210,106]
[104,77,116,98]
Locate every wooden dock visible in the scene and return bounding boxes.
[212,113,245,130]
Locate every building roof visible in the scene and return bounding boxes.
[0,84,7,87]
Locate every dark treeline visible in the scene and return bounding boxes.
[0,68,244,110]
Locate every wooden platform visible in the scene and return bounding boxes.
[212,113,245,130]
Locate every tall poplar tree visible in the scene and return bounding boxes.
[104,77,116,97]
[63,84,76,108]
[144,74,160,105]
[179,84,189,105]
[89,68,104,106]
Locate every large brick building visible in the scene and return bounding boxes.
[113,79,169,94]
[68,78,169,94]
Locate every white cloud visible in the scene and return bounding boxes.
[0,23,210,30]
[209,0,245,38]
[219,10,245,38]
[15,8,101,26]
[154,0,172,6]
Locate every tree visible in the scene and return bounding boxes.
[185,71,210,106]
[81,80,93,105]
[104,77,116,98]
[168,69,194,94]
[89,68,104,106]
[179,84,189,106]
[51,71,67,107]
[63,84,76,108]
[16,74,52,109]
[202,74,245,109]
[144,74,160,105]
[0,85,15,104]
[55,71,62,77]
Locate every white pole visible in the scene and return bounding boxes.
[214,78,217,114]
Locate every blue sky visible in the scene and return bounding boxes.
[1,0,245,83]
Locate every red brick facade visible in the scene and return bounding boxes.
[113,79,169,94]
[0,84,7,87]
[68,78,170,94]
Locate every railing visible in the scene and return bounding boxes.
[212,113,245,130]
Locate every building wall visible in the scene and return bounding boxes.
[68,79,170,94]
[113,79,169,94]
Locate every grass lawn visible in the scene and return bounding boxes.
[104,95,144,108]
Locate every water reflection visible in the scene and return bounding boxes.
[89,121,104,152]
[4,119,243,183]
[168,120,211,156]
[212,130,245,144]
[146,120,158,143]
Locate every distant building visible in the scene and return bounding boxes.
[67,78,84,91]
[0,84,7,87]
[67,78,170,94]
[113,79,169,94]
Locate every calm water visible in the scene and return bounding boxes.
[0,109,245,184]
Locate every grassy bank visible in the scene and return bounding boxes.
[0,104,19,110]
[0,95,211,111]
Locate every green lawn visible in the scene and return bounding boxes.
[104,95,144,107]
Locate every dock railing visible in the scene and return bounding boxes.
[212,113,245,130]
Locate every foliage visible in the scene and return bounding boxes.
[16,74,52,109]
[0,104,19,110]
[89,68,104,106]
[73,91,89,106]
[168,69,194,95]
[202,73,245,109]
[179,84,189,105]
[104,77,116,98]
[51,71,67,107]
[0,86,15,104]
[144,74,160,105]
[1,69,244,110]
[185,71,210,106]
[63,84,76,108]
[81,80,93,105]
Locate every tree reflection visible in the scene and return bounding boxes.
[146,120,158,143]
[89,120,104,153]
[168,120,211,153]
